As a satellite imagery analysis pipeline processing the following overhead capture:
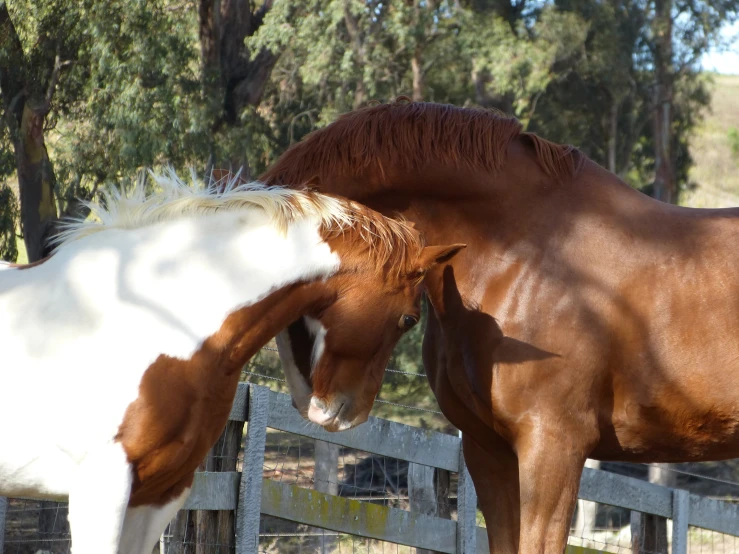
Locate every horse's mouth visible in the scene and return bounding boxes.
[306,398,357,431]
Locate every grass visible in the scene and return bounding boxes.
[681,73,739,208]
[15,228,27,264]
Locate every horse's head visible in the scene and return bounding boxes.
[277,218,464,432]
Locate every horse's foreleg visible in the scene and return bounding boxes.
[118,481,191,554]
[68,443,133,554]
[463,433,520,554]
[516,428,591,554]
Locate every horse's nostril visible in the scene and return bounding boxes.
[311,397,327,411]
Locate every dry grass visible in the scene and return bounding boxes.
[568,524,739,554]
[682,74,739,208]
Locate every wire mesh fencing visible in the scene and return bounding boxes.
[256,426,461,554]
[568,505,739,554]
[568,458,739,554]
[5,339,739,554]
[2,499,70,554]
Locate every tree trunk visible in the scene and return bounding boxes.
[0,4,60,262]
[651,0,675,204]
[15,102,59,262]
[198,0,279,137]
[411,46,424,102]
[607,101,618,174]
[353,80,367,110]
[471,67,513,114]
[343,0,369,110]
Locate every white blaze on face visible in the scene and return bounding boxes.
[304,316,327,373]
[278,316,350,428]
[276,316,327,418]
[275,329,312,416]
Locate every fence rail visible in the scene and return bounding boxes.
[3,382,739,554]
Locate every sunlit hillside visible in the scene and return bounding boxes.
[681,73,739,208]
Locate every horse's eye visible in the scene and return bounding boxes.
[398,314,419,331]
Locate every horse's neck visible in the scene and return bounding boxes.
[0,210,340,362]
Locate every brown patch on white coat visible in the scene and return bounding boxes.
[115,209,464,508]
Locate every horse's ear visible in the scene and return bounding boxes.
[417,244,466,271]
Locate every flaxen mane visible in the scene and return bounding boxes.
[261,98,582,186]
[53,169,423,278]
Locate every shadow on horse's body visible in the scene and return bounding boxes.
[0,170,462,554]
[261,100,739,554]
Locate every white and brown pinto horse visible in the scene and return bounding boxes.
[0,171,464,554]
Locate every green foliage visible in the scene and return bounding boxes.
[3,0,283,219]
[49,0,206,192]
[248,0,587,126]
[0,184,18,262]
[4,0,732,210]
[459,6,589,122]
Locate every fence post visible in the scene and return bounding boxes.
[314,441,339,495]
[436,469,452,520]
[575,459,601,541]
[0,496,7,554]
[456,438,477,554]
[409,463,438,554]
[672,489,689,554]
[236,384,269,554]
[631,512,668,554]
[631,464,673,554]
[314,440,340,553]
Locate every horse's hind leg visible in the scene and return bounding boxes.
[463,433,520,554]
[118,482,191,554]
[68,443,133,554]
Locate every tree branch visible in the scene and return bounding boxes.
[0,2,28,115]
[3,90,24,136]
[43,55,71,112]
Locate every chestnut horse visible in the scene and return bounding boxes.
[260,100,739,554]
[0,169,463,554]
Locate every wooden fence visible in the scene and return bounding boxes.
[3,382,739,554]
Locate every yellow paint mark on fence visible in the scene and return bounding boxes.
[567,545,609,554]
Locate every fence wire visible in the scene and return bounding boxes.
[5,339,739,554]
[259,426,458,554]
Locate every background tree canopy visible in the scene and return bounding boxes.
[1,0,737,262]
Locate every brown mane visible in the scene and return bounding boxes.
[324,199,424,281]
[261,99,583,187]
